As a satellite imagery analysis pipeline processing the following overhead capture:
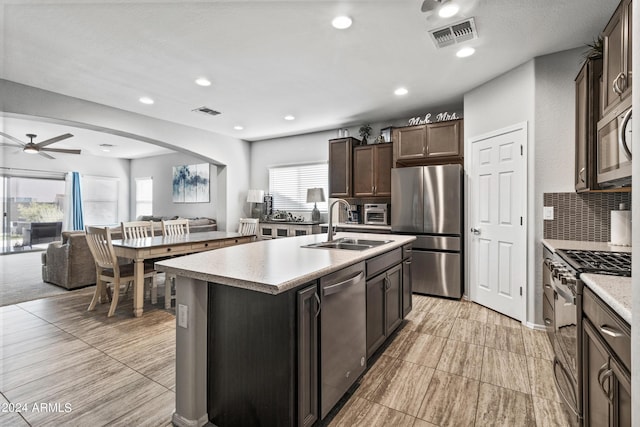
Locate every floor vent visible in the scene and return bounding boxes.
[429,17,477,48]
[192,106,221,116]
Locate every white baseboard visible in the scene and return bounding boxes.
[525,321,546,331]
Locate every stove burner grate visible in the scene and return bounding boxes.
[559,250,631,277]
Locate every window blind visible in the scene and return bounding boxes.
[135,177,153,218]
[268,163,328,212]
[82,175,119,226]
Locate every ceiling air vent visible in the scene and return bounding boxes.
[192,106,221,117]
[429,17,478,48]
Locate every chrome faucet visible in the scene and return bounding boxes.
[327,199,352,242]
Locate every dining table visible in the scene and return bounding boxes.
[111,230,253,317]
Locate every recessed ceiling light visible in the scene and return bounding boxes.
[195,77,211,87]
[234,125,244,130]
[438,1,460,18]
[284,115,296,121]
[394,87,409,96]
[456,47,475,58]
[139,96,154,105]
[332,16,352,29]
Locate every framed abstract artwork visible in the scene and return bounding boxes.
[172,163,210,203]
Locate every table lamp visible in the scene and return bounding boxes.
[306,188,325,222]
[247,189,265,219]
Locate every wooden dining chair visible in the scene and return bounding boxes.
[121,220,158,303]
[161,219,190,309]
[85,226,157,317]
[121,220,155,239]
[238,218,259,236]
[161,218,190,236]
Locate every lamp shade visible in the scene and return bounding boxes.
[306,188,325,203]
[246,189,265,203]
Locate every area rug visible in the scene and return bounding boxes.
[0,251,93,306]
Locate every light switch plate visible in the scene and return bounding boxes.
[178,304,188,328]
[543,206,554,220]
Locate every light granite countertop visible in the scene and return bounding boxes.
[155,232,415,295]
[541,239,632,323]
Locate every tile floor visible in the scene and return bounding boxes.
[0,287,175,426]
[0,289,570,426]
[329,295,571,427]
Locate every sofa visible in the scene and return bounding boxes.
[41,217,217,289]
[24,221,63,247]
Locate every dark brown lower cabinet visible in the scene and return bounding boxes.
[297,284,319,427]
[582,319,631,426]
[402,246,412,317]
[366,263,402,358]
[207,281,317,427]
[366,273,386,358]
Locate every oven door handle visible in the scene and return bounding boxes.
[554,283,575,305]
[552,357,580,417]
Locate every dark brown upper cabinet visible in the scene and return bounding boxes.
[392,119,463,166]
[601,0,632,118]
[575,58,602,192]
[353,143,392,197]
[328,137,358,198]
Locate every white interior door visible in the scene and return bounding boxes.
[469,123,527,321]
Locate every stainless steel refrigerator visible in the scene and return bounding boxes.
[391,164,463,298]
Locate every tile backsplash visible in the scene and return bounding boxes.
[543,192,631,242]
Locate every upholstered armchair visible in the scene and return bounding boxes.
[41,231,99,290]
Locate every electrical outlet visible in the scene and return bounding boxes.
[178,304,188,328]
[543,206,554,220]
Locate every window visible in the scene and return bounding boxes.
[268,163,328,212]
[135,177,153,218]
[82,176,119,225]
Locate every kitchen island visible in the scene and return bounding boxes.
[156,232,415,427]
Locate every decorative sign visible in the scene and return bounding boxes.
[407,111,462,126]
[172,163,210,203]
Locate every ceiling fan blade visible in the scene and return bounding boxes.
[0,143,18,148]
[38,151,56,159]
[421,0,440,12]
[41,148,81,155]
[36,133,74,148]
[0,131,26,147]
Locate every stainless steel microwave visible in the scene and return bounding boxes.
[597,97,632,187]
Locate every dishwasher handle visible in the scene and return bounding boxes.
[322,271,364,296]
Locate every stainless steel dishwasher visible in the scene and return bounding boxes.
[319,261,366,419]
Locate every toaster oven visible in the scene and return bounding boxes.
[363,204,388,225]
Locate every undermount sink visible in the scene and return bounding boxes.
[303,237,393,251]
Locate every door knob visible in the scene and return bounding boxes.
[470,227,481,235]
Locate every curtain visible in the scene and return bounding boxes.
[71,172,84,230]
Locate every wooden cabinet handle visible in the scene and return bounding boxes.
[599,324,624,338]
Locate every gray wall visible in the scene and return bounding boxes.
[1,79,251,232]
[130,153,218,220]
[250,115,462,220]
[0,148,131,225]
[463,59,536,325]
[464,48,586,327]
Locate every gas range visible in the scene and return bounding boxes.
[555,249,631,277]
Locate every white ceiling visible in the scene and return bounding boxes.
[1,0,619,158]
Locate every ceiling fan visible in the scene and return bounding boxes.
[0,132,81,159]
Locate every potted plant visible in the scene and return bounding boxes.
[583,35,603,62]
[359,124,372,144]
